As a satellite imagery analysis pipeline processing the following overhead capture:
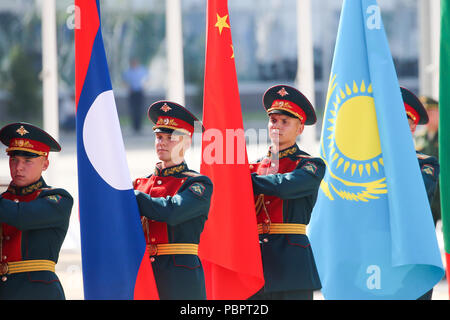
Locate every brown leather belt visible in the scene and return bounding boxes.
[0,260,56,275]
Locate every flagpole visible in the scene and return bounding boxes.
[41,0,59,178]
[295,0,318,155]
[165,0,185,105]
[439,0,450,300]
[418,0,440,99]
[429,0,441,100]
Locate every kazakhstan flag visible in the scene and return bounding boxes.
[309,0,444,299]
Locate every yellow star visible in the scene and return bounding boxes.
[231,44,235,59]
[215,13,230,35]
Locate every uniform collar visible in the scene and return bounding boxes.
[416,150,431,159]
[154,162,188,177]
[7,177,47,196]
[267,144,300,159]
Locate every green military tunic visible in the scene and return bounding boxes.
[133,162,213,300]
[416,151,440,216]
[416,131,440,225]
[415,151,440,300]
[0,177,73,300]
[249,144,325,298]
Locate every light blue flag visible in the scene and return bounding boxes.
[308,0,444,299]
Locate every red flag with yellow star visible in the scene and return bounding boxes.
[198,0,265,299]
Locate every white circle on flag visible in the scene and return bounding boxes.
[83,90,133,190]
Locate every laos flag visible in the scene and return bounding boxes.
[75,0,158,299]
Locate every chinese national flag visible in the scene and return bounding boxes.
[198,0,265,300]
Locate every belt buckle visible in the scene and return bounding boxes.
[262,223,270,234]
[0,262,8,275]
[148,244,158,256]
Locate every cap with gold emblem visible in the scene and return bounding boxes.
[0,122,61,157]
[400,87,429,125]
[263,84,317,125]
[148,101,204,136]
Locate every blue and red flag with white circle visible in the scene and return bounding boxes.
[75,0,158,300]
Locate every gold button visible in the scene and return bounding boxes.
[263,238,269,243]
[1,276,7,282]
[157,180,162,185]
[151,238,156,242]
[150,257,155,262]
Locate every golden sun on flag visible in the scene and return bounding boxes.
[320,74,387,202]
[326,80,383,176]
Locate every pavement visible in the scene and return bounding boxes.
[1,125,448,300]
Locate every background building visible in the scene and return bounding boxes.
[0,0,434,132]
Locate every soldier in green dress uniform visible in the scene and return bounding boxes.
[133,101,213,300]
[0,122,73,300]
[414,96,440,226]
[249,85,325,300]
[401,88,440,300]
